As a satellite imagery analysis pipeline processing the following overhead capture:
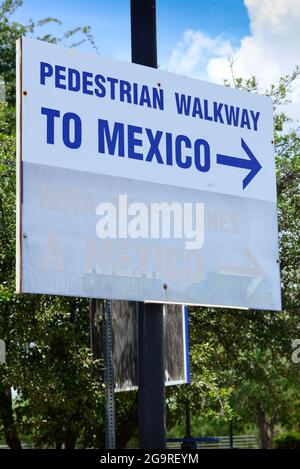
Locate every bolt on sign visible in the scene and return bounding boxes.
[16,37,281,310]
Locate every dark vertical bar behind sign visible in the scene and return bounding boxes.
[131,0,157,68]
[130,0,166,449]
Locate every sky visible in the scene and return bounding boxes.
[10,0,300,120]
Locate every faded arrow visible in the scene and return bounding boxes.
[216,138,262,189]
[218,249,265,299]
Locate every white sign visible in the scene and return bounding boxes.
[16,37,281,310]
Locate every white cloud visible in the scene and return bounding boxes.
[167,29,234,78]
[167,0,300,117]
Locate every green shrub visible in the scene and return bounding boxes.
[273,432,300,449]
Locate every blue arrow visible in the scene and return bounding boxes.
[216,138,262,189]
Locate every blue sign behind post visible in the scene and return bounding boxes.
[16,37,281,311]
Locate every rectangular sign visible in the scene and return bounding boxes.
[16,37,281,310]
[112,303,190,392]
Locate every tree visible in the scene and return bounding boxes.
[182,73,300,448]
[165,72,300,447]
[0,0,105,449]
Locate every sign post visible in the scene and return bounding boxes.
[131,0,166,449]
[103,300,116,449]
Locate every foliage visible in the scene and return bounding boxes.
[192,69,300,448]
[0,0,106,449]
[273,432,300,449]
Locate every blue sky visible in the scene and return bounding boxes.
[9,0,300,119]
[11,0,250,65]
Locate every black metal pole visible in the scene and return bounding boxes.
[229,419,234,449]
[137,302,165,448]
[131,0,166,449]
[131,0,157,68]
